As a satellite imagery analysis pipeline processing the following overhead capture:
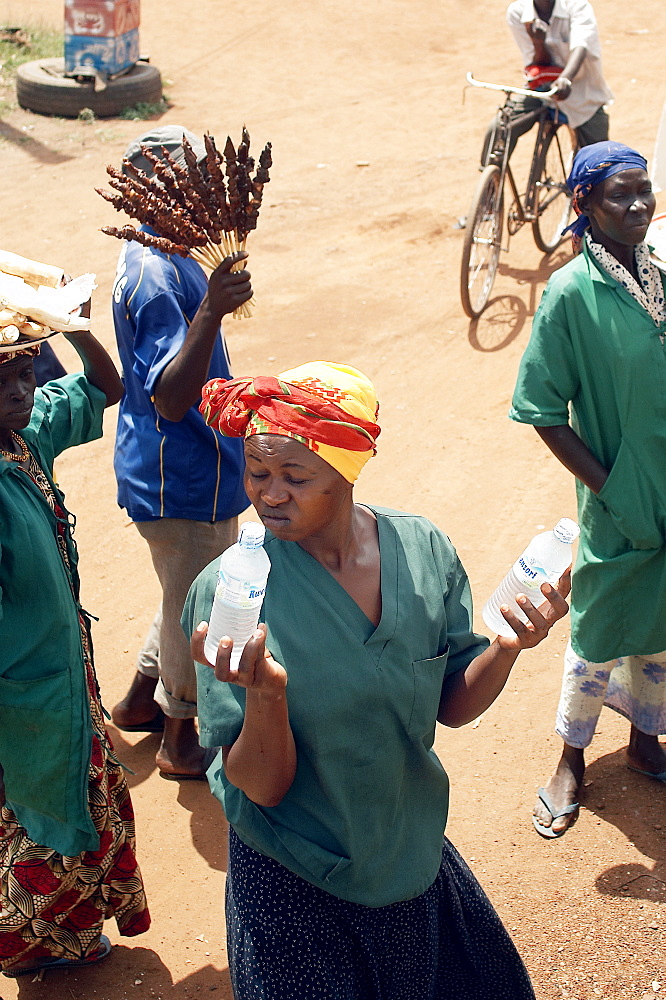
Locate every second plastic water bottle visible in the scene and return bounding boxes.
[204,522,271,667]
[482,518,579,637]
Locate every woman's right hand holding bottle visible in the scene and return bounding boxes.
[192,621,287,692]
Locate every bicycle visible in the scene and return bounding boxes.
[460,72,577,319]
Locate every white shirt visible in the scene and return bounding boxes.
[506,0,613,129]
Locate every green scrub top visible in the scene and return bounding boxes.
[510,241,666,662]
[0,374,105,856]
[183,507,489,907]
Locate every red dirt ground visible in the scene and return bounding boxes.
[2,1,665,997]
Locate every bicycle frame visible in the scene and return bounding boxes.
[460,73,575,318]
[469,72,563,236]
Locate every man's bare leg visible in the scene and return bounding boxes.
[112,675,210,776]
[112,671,163,729]
[156,718,212,778]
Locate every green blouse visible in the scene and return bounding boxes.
[511,240,666,661]
[183,507,489,907]
[0,374,105,856]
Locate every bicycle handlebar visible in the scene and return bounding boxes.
[466,71,557,103]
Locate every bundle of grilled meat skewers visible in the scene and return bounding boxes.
[97,127,272,318]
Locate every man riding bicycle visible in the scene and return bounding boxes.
[481,0,613,165]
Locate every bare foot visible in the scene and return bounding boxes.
[626,726,666,777]
[111,671,162,730]
[533,744,585,836]
[155,718,212,778]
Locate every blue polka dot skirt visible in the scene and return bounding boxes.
[225,828,535,999]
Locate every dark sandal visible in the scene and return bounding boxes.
[3,934,112,977]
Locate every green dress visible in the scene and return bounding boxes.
[0,374,151,970]
[183,506,489,908]
[510,240,666,662]
[0,375,105,855]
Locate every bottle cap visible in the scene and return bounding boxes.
[553,517,580,544]
[238,521,266,549]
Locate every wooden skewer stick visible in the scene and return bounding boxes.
[189,233,254,318]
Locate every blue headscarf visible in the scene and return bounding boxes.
[564,141,648,239]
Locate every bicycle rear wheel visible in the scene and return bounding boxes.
[532,125,576,253]
[460,165,504,319]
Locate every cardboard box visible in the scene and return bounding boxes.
[65,0,140,39]
[64,27,139,74]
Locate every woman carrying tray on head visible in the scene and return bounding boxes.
[511,141,666,838]
[0,325,150,978]
[183,361,570,1000]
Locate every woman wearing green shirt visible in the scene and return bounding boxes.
[510,141,666,839]
[183,361,569,999]
[0,329,151,977]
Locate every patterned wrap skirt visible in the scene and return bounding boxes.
[225,827,535,1000]
[556,639,666,748]
[0,641,150,972]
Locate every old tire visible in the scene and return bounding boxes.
[16,58,162,118]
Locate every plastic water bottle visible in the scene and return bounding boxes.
[482,518,579,637]
[204,522,271,667]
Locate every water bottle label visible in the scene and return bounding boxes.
[513,555,547,589]
[215,579,266,608]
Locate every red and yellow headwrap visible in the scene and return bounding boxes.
[0,342,41,364]
[200,361,380,483]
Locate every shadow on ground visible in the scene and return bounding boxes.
[581,747,666,902]
[467,247,572,350]
[12,947,234,999]
[0,119,73,163]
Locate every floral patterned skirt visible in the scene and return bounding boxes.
[556,640,666,748]
[0,645,150,971]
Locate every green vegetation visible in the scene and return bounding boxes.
[0,25,62,75]
[78,101,172,126]
[119,98,170,121]
[0,24,62,111]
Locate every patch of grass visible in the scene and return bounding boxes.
[0,25,62,76]
[118,97,170,121]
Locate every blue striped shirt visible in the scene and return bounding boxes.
[112,238,248,522]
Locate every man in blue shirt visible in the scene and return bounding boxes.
[110,126,252,778]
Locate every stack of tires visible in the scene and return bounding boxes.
[17,1,162,118]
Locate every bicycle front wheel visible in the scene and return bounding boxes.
[532,125,575,253]
[460,165,504,319]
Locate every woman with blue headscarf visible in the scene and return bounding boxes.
[511,141,666,837]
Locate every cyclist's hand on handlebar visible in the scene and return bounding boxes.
[526,17,548,41]
[553,75,572,101]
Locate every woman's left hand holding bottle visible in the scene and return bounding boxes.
[192,622,295,806]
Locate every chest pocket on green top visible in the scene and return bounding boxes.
[408,646,449,740]
[0,669,72,823]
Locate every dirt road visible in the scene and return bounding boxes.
[2,1,665,997]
